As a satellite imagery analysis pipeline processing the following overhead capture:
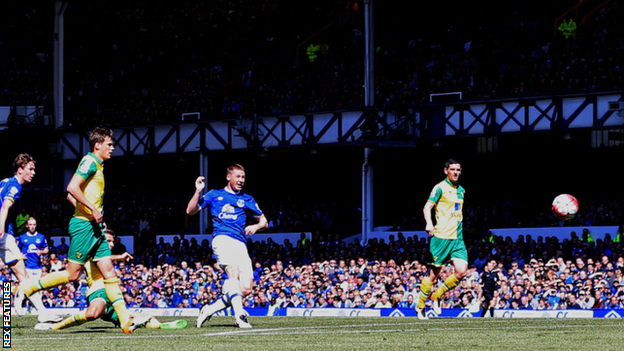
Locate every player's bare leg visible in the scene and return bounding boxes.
[11,260,61,321]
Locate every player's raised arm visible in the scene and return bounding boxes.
[186,176,206,215]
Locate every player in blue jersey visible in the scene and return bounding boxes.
[17,216,48,313]
[188,164,267,329]
[0,154,60,322]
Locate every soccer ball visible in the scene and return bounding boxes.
[552,194,579,220]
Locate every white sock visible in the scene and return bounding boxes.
[223,279,245,317]
[29,291,47,312]
[203,297,227,316]
[230,294,245,318]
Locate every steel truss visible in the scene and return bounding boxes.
[58,91,624,159]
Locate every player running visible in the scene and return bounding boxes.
[416,158,469,319]
[19,127,134,333]
[34,229,187,331]
[1,154,61,323]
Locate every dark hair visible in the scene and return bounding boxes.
[445,158,460,169]
[88,126,114,151]
[13,153,35,173]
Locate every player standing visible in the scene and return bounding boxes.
[20,126,136,333]
[188,164,267,329]
[16,217,48,313]
[0,154,60,322]
[416,159,468,319]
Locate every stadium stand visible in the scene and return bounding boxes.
[4,1,624,126]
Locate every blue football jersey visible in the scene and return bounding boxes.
[198,188,263,244]
[0,176,22,207]
[0,176,22,233]
[18,232,47,269]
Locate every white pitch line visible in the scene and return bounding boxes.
[17,320,624,342]
[16,320,469,341]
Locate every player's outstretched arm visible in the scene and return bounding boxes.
[111,252,133,262]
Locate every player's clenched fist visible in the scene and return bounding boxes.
[195,176,206,191]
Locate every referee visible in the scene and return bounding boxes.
[480,259,501,317]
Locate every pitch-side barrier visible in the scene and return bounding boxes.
[36,307,624,318]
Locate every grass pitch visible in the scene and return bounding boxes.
[12,315,624,351]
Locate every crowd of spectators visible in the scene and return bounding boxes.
[4,1,624,128]
[6,224,623,311]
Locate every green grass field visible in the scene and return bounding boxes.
[11,315,624,351]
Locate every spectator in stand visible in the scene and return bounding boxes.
[398,294,417,309]
[56,237,69,261]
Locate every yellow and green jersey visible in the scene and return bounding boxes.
[74,153,105,221]
[427,178,465,240]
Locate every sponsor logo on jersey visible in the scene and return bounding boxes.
[218,204,238,220]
